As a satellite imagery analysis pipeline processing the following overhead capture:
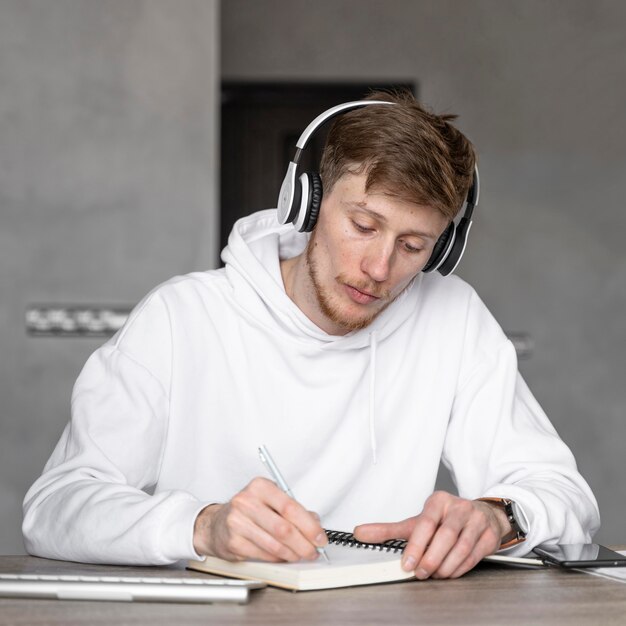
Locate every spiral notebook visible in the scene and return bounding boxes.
[187,530,413,591]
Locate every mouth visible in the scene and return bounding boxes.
[343,283,381,305]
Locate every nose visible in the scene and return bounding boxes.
[361,240,394,283]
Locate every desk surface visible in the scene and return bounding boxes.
[1,555,625,625]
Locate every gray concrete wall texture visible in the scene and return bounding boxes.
[0,0,219,553]
[221,0,626,544]
[1,0,624,556]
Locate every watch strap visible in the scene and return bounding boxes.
[477,497,527,549]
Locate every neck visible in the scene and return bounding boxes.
[280,253,313,314]
[279,255,299,302]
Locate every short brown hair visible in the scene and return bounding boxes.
[319,89,476,220]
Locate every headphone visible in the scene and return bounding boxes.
[276,100,479,276]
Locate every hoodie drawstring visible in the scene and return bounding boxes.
[368,330,378,465]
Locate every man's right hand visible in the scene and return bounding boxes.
[193,477,328,562]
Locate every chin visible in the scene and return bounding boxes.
[329,302,383,332]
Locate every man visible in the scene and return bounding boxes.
[23,91,599,580]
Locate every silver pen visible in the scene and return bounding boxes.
[258,445,330,564]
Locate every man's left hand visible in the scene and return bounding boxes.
[352,491,511,579]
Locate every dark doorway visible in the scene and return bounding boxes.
[219,81,416,256]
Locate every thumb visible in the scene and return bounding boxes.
[353,517,418,543]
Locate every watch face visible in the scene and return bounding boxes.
[510,501,529,535]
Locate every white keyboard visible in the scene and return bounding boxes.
[0,572,265,604]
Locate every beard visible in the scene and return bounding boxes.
[305,233,395,333]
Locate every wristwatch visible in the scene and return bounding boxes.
[478,497,527,549]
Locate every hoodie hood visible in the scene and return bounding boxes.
[221,209,422,350]
[221,209,423,464]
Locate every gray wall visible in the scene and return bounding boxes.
[222,0,626,543]
[1,0,624,556]
[0,0,219,553]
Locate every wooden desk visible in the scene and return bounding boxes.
[1,555,624,625]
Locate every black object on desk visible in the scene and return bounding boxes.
[533,543,626,568]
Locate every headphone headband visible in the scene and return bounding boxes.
[277,101,394,225]
[294,100,394,154]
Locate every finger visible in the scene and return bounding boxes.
[265,495,327,557]
[221,533,286,563]
[430,515,491,579]
[243,478,326,559]
[259,506,324,561]
[353,518,417,544]
[215,498,303,562]
[447,526,501,579]
[411,511,467,578]
[433,505,502,579]
[400,494,451,573]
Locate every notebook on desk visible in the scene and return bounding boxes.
[188,530,414,591]
[187,529,549,590]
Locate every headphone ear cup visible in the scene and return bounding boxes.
[301,172,323,232]
[423,222,455,273]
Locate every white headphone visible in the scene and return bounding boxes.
[276,100,479,275]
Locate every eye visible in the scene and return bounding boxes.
[352,220,373,233]
[402,241,423,254]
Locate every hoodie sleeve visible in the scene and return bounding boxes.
[22,292,207,565]
[441,298,600,555]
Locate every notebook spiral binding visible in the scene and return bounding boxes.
[325,530,407,553]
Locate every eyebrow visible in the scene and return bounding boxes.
[347,202,439,241]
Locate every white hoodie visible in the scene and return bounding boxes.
[23,209,599,565]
